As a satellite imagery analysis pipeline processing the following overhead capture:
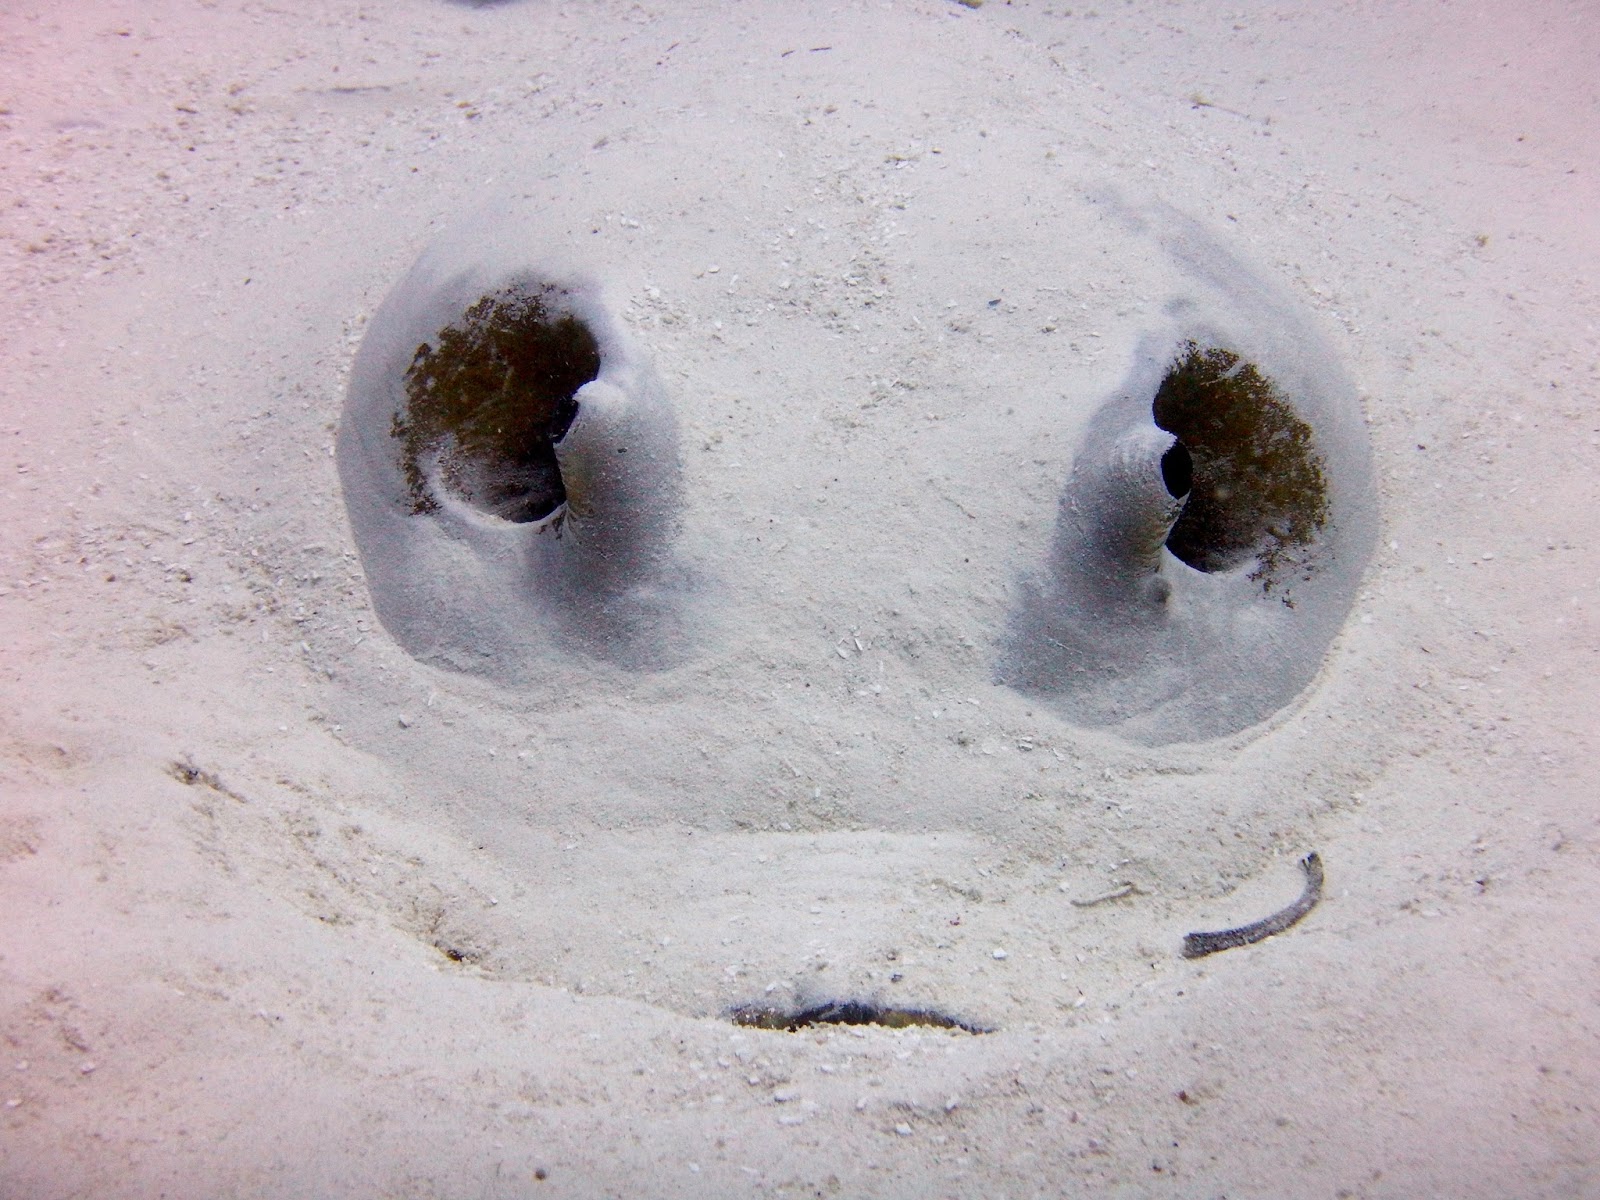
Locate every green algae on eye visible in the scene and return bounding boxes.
[1152,342,1329,592]
[393,286,601,523]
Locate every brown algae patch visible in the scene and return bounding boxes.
[395,286,600,524]
[1153,342,1329,592]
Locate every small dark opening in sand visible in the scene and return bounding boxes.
[1160,439,1193,499]
[1152,342,1328,587]
[728,1000,992,1034]
[394,286,599,523]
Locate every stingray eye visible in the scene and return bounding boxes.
[395,286,598,527]
[339,234,687,676]
[999,329,1375,745]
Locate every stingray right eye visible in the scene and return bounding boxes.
[998,327,1376,744]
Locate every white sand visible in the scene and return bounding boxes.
[3,1,1597,1195]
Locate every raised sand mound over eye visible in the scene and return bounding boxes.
[337,222,687,675]
[998,205,1377,744]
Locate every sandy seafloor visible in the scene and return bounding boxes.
[2,1,1598,1196]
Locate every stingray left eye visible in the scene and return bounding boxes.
[339,239,687,676]
[394,285,595,526]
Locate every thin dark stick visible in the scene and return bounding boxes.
[1182,852,1324,959]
